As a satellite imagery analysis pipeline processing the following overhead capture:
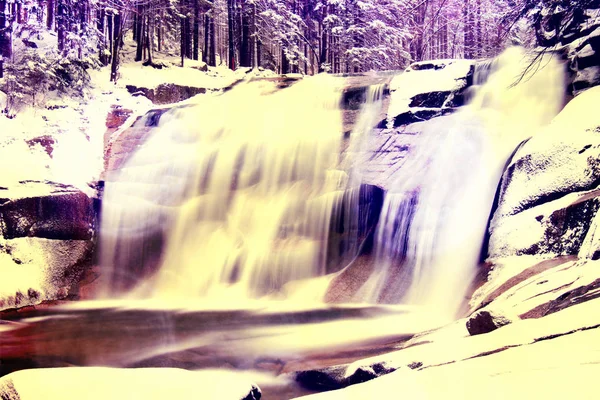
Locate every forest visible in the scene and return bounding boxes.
[0,0,544,81]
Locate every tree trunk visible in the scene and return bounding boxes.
[209,13,216,66]
[193,0,199,60]
[47,0,54,30]
[0,0,9,78]
[227,0,235,70]
[146,15,153,64]
[240,0,250,67]
[203,13,209,63]
[135,2,143,62]
[110,12,121,82]
[180,16,185,67]
[57,0,67,54]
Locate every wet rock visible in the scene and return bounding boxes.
[387,59,474,128]
[466,310,511,336]
[125,83,207,104]
[295,362,396,391]
[0,182,94,241]
[536,6,600,95]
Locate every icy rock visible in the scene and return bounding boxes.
[0,368,261,400]
[125,83,207,105]
[386,59,474,128]
[489,86,600,260]
[466,310,512,336]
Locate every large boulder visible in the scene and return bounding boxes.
[536,6,600,95]
[0,181,96,309]
[385,59,474,128]
[488,86,600,260]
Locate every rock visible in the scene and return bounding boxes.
[488,86,600,260]
[25,135,55,158]
[104,107,173,174]
[466,310,511,336]
[125,83,207,105]
[0,181,96,310]
[537,6,600,95]
[0,182,94,241]
[295,362,396,391]
[0,368,261,400]
[386,59,474,128]
[105,105,133,130]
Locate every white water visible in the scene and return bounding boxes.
[99,47,564,320]
[356,47,565,318]
[99,75,358,300]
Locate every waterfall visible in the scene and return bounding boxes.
[355,47,565,318]
[99,76,357,300]
[99,47,564,317]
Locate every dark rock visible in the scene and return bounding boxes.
[125,84,206,104]
[466,310,511,336]
[521,278,600,319]
[295,366,347,391]
[25,135,55,157]
[0,187,94,240]
[409,91,452,108]
[105,105,133,129]
[392,109,441,127]
[295,362,396,392]
[326,184,385,274]
[242,385,262,400]
[22,39,38,48]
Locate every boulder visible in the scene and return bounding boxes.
[125,83,207,105]
[488,86,600,260]
[386,59,474,128]
[0,181,95,310]
[295,361,396,391]
[466,310,511,336]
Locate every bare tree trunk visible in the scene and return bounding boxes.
[209,13,216,66]
[0,0,10,78]
[193,0,199,60]
[110,12,122,82]
[135,2,143,61]
[47,0,54,29]
[227,0,235,69]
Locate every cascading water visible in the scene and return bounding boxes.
[99,76,357,301]
[355,47,565,319]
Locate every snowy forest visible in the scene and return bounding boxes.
[0,0,558,111]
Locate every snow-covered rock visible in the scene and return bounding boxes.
[466,309,512,336]
[0,181,96,309]
[489,86,600,260]
[0,368,261,400]
[386,59,474,128]
[293,296,600,399]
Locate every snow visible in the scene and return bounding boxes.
[294,297,600,400]
[386,59,473,126]
[0,368,259,400]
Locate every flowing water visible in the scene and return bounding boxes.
[0,48,568,395]
[356,47,565,318]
